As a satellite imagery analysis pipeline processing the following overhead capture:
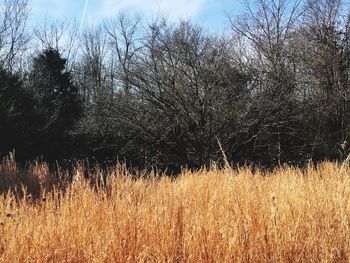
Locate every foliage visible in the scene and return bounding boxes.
[2,1,350,170]
[0,66,36,158]
[28,48,82,160]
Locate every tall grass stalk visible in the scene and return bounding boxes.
[0,156,349,262]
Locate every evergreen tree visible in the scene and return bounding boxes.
[29,48,82,160]
[0,66,36,159]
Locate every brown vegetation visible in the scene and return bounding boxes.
[0,157,350,262]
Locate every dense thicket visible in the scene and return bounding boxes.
[1,0,350,171]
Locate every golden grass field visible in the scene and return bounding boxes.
[1,154,350,262]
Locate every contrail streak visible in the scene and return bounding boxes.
[80,0,89,30]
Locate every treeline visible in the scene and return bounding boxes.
[1,0,350,171]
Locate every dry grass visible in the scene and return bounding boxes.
[0,157,350,262]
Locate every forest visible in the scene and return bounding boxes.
[1,0,350,172]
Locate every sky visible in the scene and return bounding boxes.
[29,0,245,32]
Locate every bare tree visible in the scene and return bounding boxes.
[229,0,306,164]
[230,0,303,68]
[0,0,30,71]
[297,0,350,160]
[33,18,79,70]
[79,26,110,101]
[104,18,251,168]
[105,13,142,94]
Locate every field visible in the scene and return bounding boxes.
[0,155,350,262]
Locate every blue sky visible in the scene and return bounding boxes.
[29,0,244,32]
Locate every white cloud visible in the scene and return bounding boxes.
[95,0,208,22]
